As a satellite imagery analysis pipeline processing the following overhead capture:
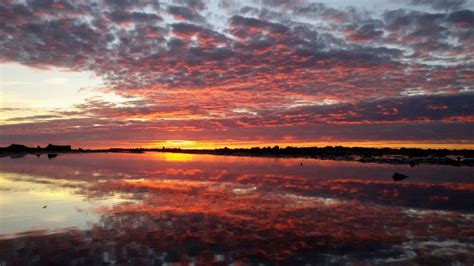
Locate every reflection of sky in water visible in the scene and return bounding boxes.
[0,173,131,236]
[0,153,473,264]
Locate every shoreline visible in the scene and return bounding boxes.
[1,148,473,167]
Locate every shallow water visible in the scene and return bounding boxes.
[0,152,473,264]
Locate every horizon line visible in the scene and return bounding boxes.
[3,143,474,151]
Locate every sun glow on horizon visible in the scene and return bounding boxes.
[147,140,474,150]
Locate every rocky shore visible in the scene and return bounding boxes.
[2,144,473,166]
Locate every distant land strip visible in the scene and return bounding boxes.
[1,143,474,167]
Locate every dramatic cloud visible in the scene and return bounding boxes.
[0,0,473,147]
[407,0,468,10]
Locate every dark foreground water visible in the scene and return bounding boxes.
[0,152,473,265]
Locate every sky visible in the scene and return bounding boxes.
[0,0,473,149]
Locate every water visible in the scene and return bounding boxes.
[0,152,473,264]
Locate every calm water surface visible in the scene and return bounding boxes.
[0,152,473,265]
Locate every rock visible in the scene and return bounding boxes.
[392,172,408,181]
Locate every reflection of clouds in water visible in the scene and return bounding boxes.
[0,153,473,264]
[90,174,473,212]
[94,179,472,260]
[2,183,472,264]
[386,240,474,264]
[0,173,132,237]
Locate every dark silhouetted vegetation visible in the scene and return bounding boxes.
[1,144,473,166]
